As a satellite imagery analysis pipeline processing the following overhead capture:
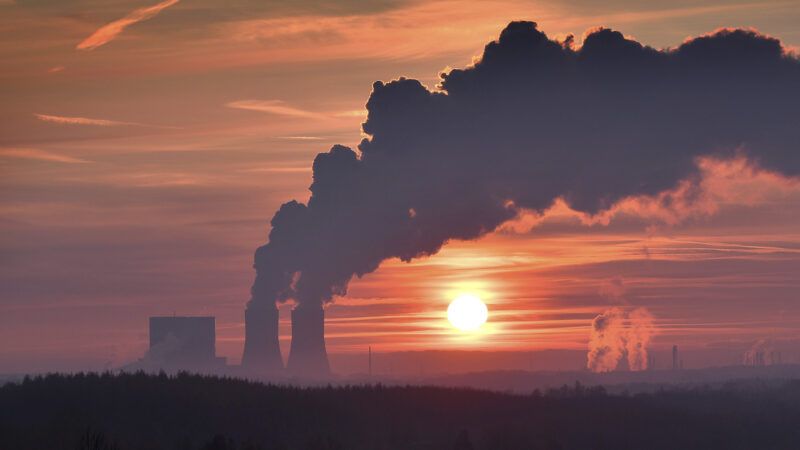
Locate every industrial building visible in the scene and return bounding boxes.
[148,316,225,370]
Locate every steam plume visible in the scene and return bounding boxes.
[743,338,778,366]
[248,22,799,341]
[587,307,655,372]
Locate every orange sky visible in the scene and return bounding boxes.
[1,0,799,373]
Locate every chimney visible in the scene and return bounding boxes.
[287,304,330,376]
[242,304,283,371]
[672,345,678,370]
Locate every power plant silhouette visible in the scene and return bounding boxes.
[242,301,330,376]
[241,304,282,372]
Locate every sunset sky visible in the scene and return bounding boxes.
[2,0,800,374]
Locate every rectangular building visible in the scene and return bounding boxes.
[149,316,217,368]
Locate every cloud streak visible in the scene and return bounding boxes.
[0,147,89,164]
[226,100,328,120]
[34,113,174,129]
[76,0,180,51]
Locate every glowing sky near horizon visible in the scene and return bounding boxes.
[1,0,800,373]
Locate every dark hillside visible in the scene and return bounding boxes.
[2,372,800,450]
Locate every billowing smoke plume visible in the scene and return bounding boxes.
[743,338,780,366]
[250,21,800,312]
[587,307,655,372]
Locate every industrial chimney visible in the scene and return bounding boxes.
[672,345,679,370]
[241,303,283,372]
[286,303,330,376]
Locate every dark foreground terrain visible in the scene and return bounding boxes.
[2,372,800,450]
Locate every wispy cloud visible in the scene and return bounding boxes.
[76,0,180,51]
[34,113,175,129]
[35,113,137,127]
[334,110,368,118]
[241,166,312,174]
[275,136,324,141]
[225,100,328,120]
[0,147,90,164]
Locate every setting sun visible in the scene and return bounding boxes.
[447,293,489,331]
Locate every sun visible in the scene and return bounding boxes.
[447,293,489,331]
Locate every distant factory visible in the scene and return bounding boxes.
[130,310,329,377]
[141,316,226,371]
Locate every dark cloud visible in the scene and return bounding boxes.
[251,21,800,309]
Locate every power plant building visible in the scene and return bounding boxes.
[148,316,225,370]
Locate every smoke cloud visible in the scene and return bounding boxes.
[743,338,779,366]
[250,21,800,312]
[587,307,655,372]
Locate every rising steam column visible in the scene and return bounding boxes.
[241,303,283,372]
[287,303,330,376]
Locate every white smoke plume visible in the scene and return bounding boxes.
[587,307,656,372]
[743,338,778,366]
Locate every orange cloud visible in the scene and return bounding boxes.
[225,100,328,120]
[76,0,180,51]
[0,147,89,164]
[502,156,800,234]
[34,113,175,129]
[35,113,137,127]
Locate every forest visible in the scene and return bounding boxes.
[2,372,800,450]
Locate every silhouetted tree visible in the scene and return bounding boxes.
[76,428,119,450]
[1,372,799,450]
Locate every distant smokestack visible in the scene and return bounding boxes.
[672,345,678,370]
[287,304,330,376]
[241,304,283,371]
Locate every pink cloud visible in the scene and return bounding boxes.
[76,0,180,51]
[0,147,90,164]
[35,113,138,127]
[502,156,800,234]
[34,113,176,129]
[225,100,328,120]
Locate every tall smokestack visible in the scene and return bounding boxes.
[241,304,283,371]
[672,345,678,370]
[287,304,330,376]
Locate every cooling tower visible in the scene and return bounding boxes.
[241,304,283,371]
[286,304,330,376]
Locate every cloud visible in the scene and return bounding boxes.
[34,113,174,129]
[500,156,800,234]
[226,100,328,120]
[275,136,324,141]
[0,147,89,164]
[242,166,312,174]
[76,0,180,51]
[247,22,800,316]
[35,113,136,127]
